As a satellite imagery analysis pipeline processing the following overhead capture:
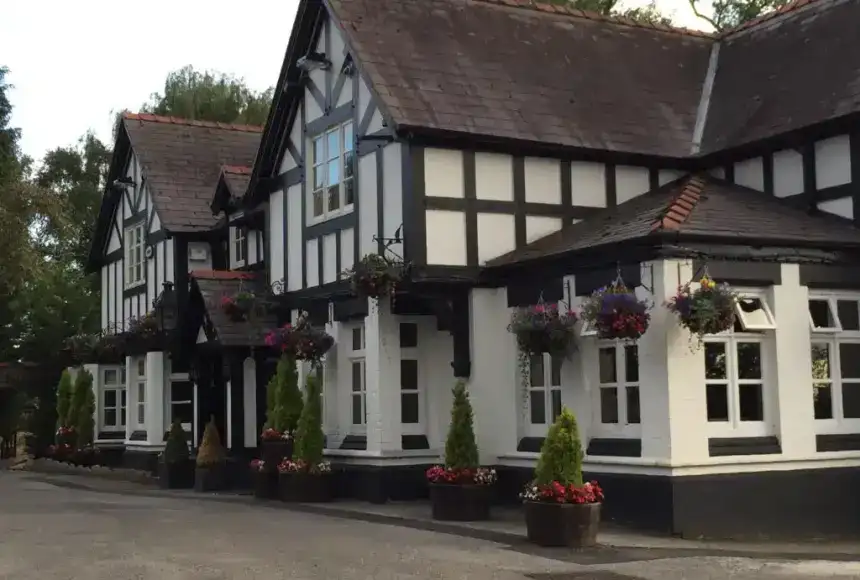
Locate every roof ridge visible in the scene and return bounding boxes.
[719,0,825,37]
[650,175,707,232]
[123,112,263,133]
[470,0,714,38]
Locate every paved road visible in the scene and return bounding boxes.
[1,472,859,580]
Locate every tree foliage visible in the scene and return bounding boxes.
[142,65,273,126]
[197,417,225,467]
[688,0,790,31]
[163,420,190,464]
[271,354,303,434]
[535,407,583,487]
[295,373,325,467]
[444,381,480,470]
[547,0,673,26]
[56,370,73,429]
[72,369,95,447]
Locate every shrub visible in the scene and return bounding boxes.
[56,370,73,430]
[163,420,190,464]
[534,407,583,487]
[196,417,225,467]
[445,381,479,471]
[271,354,303,435]
[74,370,95,448]
[295,372,325,469]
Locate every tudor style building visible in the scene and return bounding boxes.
[82,0,860,539]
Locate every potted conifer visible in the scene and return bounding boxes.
[521,407,604,548]
[53,370,75,463]
[256,354,303,498]
[426,381,496,521]
[158,421,194,489]
[195,417,227,492]
[278,372,332,502]
[72,369,97,466]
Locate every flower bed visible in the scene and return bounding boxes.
[581,282,650,340]
[277,459,333,502]
[666,275,737,340]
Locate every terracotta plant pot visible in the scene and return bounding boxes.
[524,501,601,548]
[278,471,333,503]
[429,483,492,521]
[158,460,194,489]
[253,470,279,499]
[195,463,228,492]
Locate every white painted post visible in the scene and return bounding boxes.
[145,351,165,445]
[364,298,402,453]
[243,357,257,449]
[125,356,134,443]
[771,264,816,458]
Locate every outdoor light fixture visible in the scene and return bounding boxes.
[297,52,332,72]
[154,281,178,333]
[111,176,135,190]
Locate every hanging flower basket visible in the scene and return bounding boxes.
[264,313,334,365]
[508,303,577,357]
[124,312,163,354]
[344,254,406,299]
[666,275,737,339]
[221,291,255,322]
[581,282,651,341]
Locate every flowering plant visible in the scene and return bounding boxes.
[221,291,256,322]
[292,315,335,364]
[260,427,291,442]
[344,253,406,299]
[127,311,160,337]
[666,275,737,339]
[277,458,332,475]
[250,459,266,472]
[265,323,296,353]
[508,303,577,390]
[425,466,497,486]
[520,480,604,504]
[93,328,125,363]
[581,282,650,340]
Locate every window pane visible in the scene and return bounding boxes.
[327,183,340,211]
[839,343,860,378]
[529,389,546,424]
[351,361,363,392]
[704,343,727,379]
[550,389,562,422]
[121,389,127,406]
[624,345,639,383]
[312,189,324,217]
[626,386,640,424]
[104,389,117,408]
[401,393,419,424]
[121,367,126,384]
[844,383,860,419]
[809,299,836,328]
[813,384,833,420]
[104,409,117,426]
[344,177,355,206]
[352,394,363,425]
[343,122,354,152]
[137,404,145,425]
[137,359,145,377]
[313,164,325,189]
[736,342,761,380]
[137,382,145,402]
[352,327,363,351]
[550,356,562,387]
[706,384,729,421]
[600,388,618,424]
[121,406,126,426]
[599,347,616,383]
[344,150,355,178]
[400,359,418,391]
[314,136,325,163]
[738,298,773,328]
[327,158,340,185]
[811,344,831,379]
[172,382,193,402]
[529,355,545,387]
[838,300,860,331]
[172,402,193,423]
[104,369,118,385]
[399,323,418,348]
[739,383,764,421]
[327,130,339,160]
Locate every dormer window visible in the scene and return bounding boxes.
[125,223,144,288]
[310,121,354,222]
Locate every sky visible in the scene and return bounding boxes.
[1,0,709,164]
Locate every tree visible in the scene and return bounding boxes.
[163,420,190,464]
[196,417,225,467]
[141,65,273,126]
[74,369,95,448]
[535,407,583,487]
[547,0,673,26]
[271,354,303,434]
[688,0,791,31]
[295,373,324,468]
[444,381,479,470]
[55,370,73,429]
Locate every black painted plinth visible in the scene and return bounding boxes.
[279,472,334,503]
[253,470,279,499]
[123,449,161,475]
[429,484,492,521]
[195,463,228,492]
[158,460,194,489]
[332,463,432,504]
[524,501,601,548]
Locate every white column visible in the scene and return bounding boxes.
[145,351,166,445]
[125,356,134,442]
[83,364,100,438]
[243,357,257,448]
[638,259,709,463]
[364,298,402,453]
[771,264,816,458]
[322,321,340,444]
[469,287,518,465]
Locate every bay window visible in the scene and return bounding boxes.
[400,322,423,433]
[135,358,146,428]
[349,325,366,432]
[595,343,640,435]
[524,353,563,437]
[310,121,354,221]
[101,366,126,431]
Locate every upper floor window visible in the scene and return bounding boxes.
[232,226,247,267]
[311,121,354,222]
[125,223,144,288]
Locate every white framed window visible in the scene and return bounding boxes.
[101,366,127,431]
[595,343,641,436]
[735,295,776,331]
[349,325,366,432]
[399,322,424,434]
[524,353,563,437]
[310,121,355,222]
[308,364,326,437]
[231,226,247,267]
[125,223,144,288]
[135,358,146,427]
[808,294,860,433]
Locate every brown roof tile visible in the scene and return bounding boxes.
[123,114,262,231]
[191,272,276,347]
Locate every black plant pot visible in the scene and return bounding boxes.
[429,484,492,521]
[261,439,293,467]
[524,501,601,548]
[158,460,194,489]
[278,472,333,503]
[253,470,279,499]
[195,463,228,492]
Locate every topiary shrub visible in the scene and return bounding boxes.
[445,380,479,471]
[163,420,190,464]
[294,372,325,470]
[56,370,73,430]
[196,417,225,468]
[73,369,95,448]
[534,406,583,487]
[272,354,303,435]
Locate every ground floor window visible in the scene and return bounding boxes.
[399,322,423,433]
[596,343,640,434]
[101,366,126,431]
[349,325,366,431]
[524,353,562,437]
[135,358,146,428]
[704,335,769,437]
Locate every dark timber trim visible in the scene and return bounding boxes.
[104,248,123,264]
[306,102,353,135]
[648,167,659,192]
[402,144,426,265]
[816,433,860,452]
[450,290,471,378]
[147,230,169,246]
[586,438,642,458]
[375,149,385,254]
[97,431,125,441]
[424,197,600,220]
[507,277,563,307]
[512,156,526,249]
[708,436,781,457]
[323,16,332,110]
[463,151,479,267]
[802,143,817,208]
[692,259,781,287]
[605,162,617,207]
[306,78,325,113]
[516,437,544,453]
[306,212,356,238]
[301,100,308,289]
[724,163,735,183]
[560,160,573,230]
[851,132,860,226]
[800,264,860,289]
[358,103,377,138]
[401,435,430,450]
[129,430,147,442]
[339,434,367,450]
[123,284,146,300]
[230,355,244,450]
[762,152,774,196]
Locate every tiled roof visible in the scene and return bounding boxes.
[488,174,860,267]
[191,271,276,347]
[220,165,252,199]
[123,114,262,231]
